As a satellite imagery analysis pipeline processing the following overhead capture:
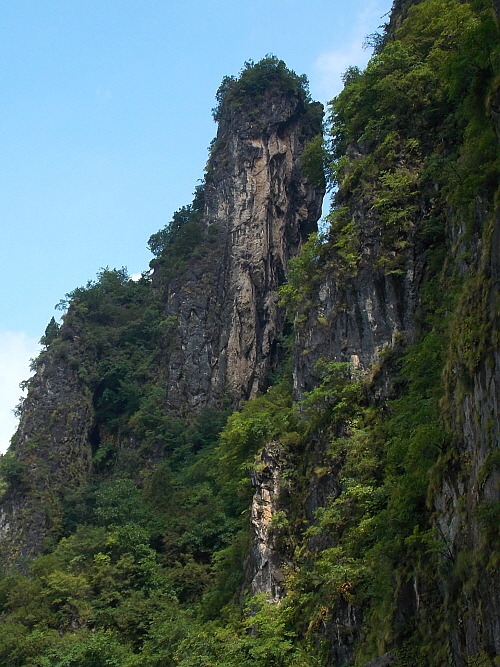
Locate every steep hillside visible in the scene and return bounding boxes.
[0,57,323,569]
[0,2,498,665]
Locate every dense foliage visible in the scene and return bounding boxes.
[0,3,498,665]
[212,55,310,122]
[147,185,206,283]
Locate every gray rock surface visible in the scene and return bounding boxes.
[0,343,93,566]
[363,653,398,667]
[249,445,285,601]
[158,90,324,412]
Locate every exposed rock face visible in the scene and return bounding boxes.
[434,209,500,663]
[160,90,324,412]
[249,446,285,601]
[0,345,93,566]
[284,51,499,661]
[363,654,398,667]
[288,196,499,664]
[0,41,496,665]
[293,185,423,400]
[0,83,324,567]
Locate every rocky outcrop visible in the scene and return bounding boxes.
[0,340,93,566]
[363,654,398,667]
[159,89,324,413]
[433,208,500,663]
[289,183,499,664]
[293,185,423,400]
[0,33,496,665]
[0,75,324,568]
[248,446,285,601]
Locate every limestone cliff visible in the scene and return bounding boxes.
[0,62,324,568]
[157,79,323,412]
[248,445,285,601]
[242,2,499,664]
[435,208,500,661]
[282,169,499,666]
[292,179,423,401]
[0,337,94,566]
[0,17,497,666]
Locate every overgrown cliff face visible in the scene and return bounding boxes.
[0,348,93,566]
[0,12,497,667]
[0,272,160,565]
[434,210,500,661]
[291,190,423,400]
[0,60,324,571]
[259,1,499,664]
[156,67,324,412]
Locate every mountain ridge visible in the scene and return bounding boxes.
[0,4,498,664]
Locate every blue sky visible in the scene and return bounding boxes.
[0,0,392,452]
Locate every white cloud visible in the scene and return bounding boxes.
[314,45,366,101]
[312,0,386,101]
[130,272,142,282]
[0,330,40,454]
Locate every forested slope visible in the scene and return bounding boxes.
[0,1,498,665]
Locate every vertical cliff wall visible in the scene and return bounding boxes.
[157,79,324,412]
[0,338,94,566]
[242,3,499,664]
[0,61,324,567]
[435,207,500,662]
[292,177,424,401]
[434,35,500,660]
[0,21,497,666]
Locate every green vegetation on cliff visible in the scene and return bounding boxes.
[0,6,498,665]
[212,55,311,122]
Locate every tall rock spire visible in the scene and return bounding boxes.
[0,59,324,565]
[157,59,324,412]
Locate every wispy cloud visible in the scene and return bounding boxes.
[312,0,386,102]
[0,330,40,454]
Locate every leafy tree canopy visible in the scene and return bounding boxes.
[213,55,310,121]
